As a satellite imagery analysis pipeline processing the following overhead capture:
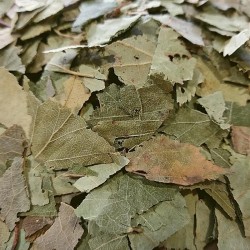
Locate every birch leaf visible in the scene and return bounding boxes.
[162,108,227,147]
[150,26,196,85]
[33,203,84,250]
[126,135,229,186]
[0,68,32,137]
[75,174,177,234]
[74,156,129,192]
[129,192,190,250]
[0,158,30,230]
[30,99,115,170]
[106,34,156,87]
[87,15,141,47]
[0,125,26,167]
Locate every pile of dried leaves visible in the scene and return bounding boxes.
[0,0,250,249]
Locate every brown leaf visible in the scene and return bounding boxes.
[33,202,84,250]
[0,125,26,165]
[0,157,30,230]
[126,135,228,186]
[231,126,250,155]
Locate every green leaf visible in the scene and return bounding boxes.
[162,108,227,147]
[128,192,190,250]
[30,99,115,170]
[90,84,171,148]
[75,174,177,234]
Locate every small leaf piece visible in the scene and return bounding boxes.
[231,126,250,155]
[126,135,228,186]
[33,202,84,250]
[0,157,30,230]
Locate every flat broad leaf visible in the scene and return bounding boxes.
[150,26,196,85]
[129,192,190,250]
[126,135,228,186]
[74,156,129,192]
[162,108,227,147]
[87,15,141,47]
[75,174,177,234]
[106,34,156,87]
[0,157,30,230]
[33,203,84,250]
[30,99,115,170]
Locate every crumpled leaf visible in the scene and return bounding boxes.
[228,154,250,237]
[150,26,196,85]
[129,192,190,250]
[0,125,26,167]
[162,108,227,148]
[197,91,230,129]
[223,28,250,56]
[0,28,15,50]
[72,0,117,32]
[0,219,10,249]
[106,34,156,87]
[87,15,141,47]
[90,84,171,148]
[33,202,84,250]
[74,155,129,193]
[216,208,250,249]
[30,99,115,170]
[231,126,250,155]
[75,173,177,234]
[126,135,228,186]
[0,68,32,137]
[153,14,204,46]
[0,157,30,230]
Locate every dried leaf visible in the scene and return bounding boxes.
[150,26,196,85]
[54,76,91,114]
[126,135,228,185]
[0,157,30,230]
[228,154,250,236]
[87,15,140,47]
[223,28,250,56]
[30,99,115,170]
[33,202,84,250]
[75,174,177,234]
[74,156,129,192]
[153,14,204,46]
[0,125,26,166]
[0,219,10,249]
[0,68,32,137]
[231,126,250,154]
[106,34,155,87]
[162,108,227,147]
[129,192,190,250]
[216,209,250,249]
[72,0,117,32]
